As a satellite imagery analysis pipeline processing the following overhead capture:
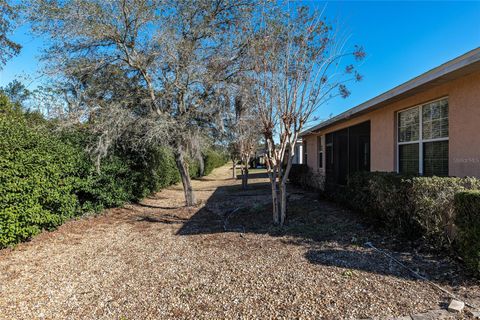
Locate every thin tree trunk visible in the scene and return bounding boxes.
[241,164,249,190]
[232,160,237,179]
[269,166,279,224]
[279,181,287,226]
[197,152,205,177]
[279,150,294,225]
[174,149,197,207]
[241,155,250,190]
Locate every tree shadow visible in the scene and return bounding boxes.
[174,180,477,289]
[236,172,269,180]
[136,214,188,224]
[137,203,184,210]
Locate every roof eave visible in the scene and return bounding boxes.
[300,47,480,137]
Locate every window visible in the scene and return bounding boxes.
[317,136,323,169]
[397,98,448,176]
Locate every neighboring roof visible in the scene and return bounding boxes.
[300,47,480,137]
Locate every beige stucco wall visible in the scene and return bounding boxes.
[303,71,480,177]
[448,72,480,177]
[304,135,317,171]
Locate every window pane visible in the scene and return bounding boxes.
[399,143,419,175]
[422,99,448,139]
[398,107,419,142]
[423,141,448,176]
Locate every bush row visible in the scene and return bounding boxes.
[289,164,480,275]
[454,191,480,275]
[289,164,325,190]
[0,97,228,248]
[340,172,480,246]
[341,172,480,276]
[203,149,230,176]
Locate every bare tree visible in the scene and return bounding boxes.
[0,0,21,68]
[234,92,261,190]
[224,77,262,187]
[248,3,365,225]
[228,142,240,179]
[27,0,253,206]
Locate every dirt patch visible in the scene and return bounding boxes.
[0,165,478,319]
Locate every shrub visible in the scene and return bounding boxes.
[330,171,480,248]
[0,106,80,246]
[73,153,138,212]
[408,177,480,245]
[58,129,142,212]
[0,94,228,248]
[187,157,202,178]
[147,148,181,190]
[288,164,325,191]
[186,149,228,179]
[203,149,228,176]
[344,172,412,231]
[455,191,480,276]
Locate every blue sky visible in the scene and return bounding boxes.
[0,1,479,124]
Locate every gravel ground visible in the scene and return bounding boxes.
[0,165,478,320]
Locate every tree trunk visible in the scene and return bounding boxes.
[174,149,197,207]
[241,164,249,190]
[197,152,205,177]
[241,155,250,190]
[232,160,237,179]
[279,180,287,226]
[269,167,279,224]
[278,150,294,225]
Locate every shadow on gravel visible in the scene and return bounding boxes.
[174,178,476,288]
[137,203,184,210]
[136,214,188,224]
[305,248,415,279]
[235,172,269,180]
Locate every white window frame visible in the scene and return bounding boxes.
[396,96,449,176]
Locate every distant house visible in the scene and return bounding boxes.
[251,148,267,168]
[300,48,480,188]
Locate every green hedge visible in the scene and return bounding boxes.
[1,106,80,246]
[330,172,480,248]
[455,191,480,276]
[290,165,480,273]
[203,149,229,176]
[0,95,227,248]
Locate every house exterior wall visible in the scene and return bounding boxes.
[305,135,317,171]
[449,72,480,177]
[302,71,480,178]
[304,135,326,174]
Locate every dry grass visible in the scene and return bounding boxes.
[0,165,478,319]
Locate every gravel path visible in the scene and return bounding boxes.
[0,165,478,319]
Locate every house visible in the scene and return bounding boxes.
[292,139,303,164]
[251,148,267,168]
[299,47,480,189]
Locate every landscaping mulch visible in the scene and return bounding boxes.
[0,165,478,319]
